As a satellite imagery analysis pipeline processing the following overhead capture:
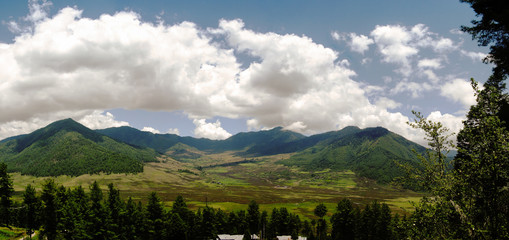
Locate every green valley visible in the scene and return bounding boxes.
[2,119,424,218]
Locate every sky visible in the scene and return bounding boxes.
[0,0,496,145]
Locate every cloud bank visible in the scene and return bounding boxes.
[0,3,481,144]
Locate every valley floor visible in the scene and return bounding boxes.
[11,152,421,219]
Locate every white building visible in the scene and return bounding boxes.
[276,236,307,240]
[217,234,259,240]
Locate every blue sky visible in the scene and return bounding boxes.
[0,0,493,144]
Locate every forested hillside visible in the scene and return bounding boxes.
[0,119,157,176]
[280,127,425,183]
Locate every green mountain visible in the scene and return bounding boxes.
[1,119,426,183]
[0,119,157,176]
[97,126,305,156]
[280,127,426,183]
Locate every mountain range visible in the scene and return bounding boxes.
[0,119,426,183]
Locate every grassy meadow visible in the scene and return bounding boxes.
[10,151,422,217]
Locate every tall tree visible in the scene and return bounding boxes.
[454,80,509,239]
[106,183,124,239]
[88,181,108,239]
[314,203,327,240]
[0,163,13,227]
[247,200,260,235]
[22,184,41,239]
[331,199,356,240]
[145,192,164,240]
[40,179,59,240]
[461,0,509,85]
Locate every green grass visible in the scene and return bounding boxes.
[0,227,26,240]
[10,152,422,216]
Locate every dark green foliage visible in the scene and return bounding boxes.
[40,179,59,240]
[314,204,327,240]
[331,199,355,240]
[461,0,509,83]
[0,119,157,177]
[7,174,417,240]
[281,127,425,184]
[98,125,306,156]
[22,184,41,238]
[124,197,144,240]
[145,192,164,240]
[453,80,509,238]
[247,200,260,235]
[88,181,108,239]
[106,183,124,239]
[0,163,13,227]
[166,212,187,240]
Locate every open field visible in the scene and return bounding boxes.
[10,152,422,216]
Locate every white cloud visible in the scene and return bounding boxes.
[166,128,180,135]
[392,81,433,98]
[25,0,52,23]
[348,33,373,54]
[375,97,401,110]
[440,78,477,108]
[460,50,487,62]
[426,111,464,139]
[78,111,130,129]
[330,31,343,41]
[0,7,467,146]
[193,119,232,140]
[370,25,418,76]
[141,127,160,134]
[418,58,442,69]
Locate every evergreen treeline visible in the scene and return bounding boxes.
[0,167,415,240]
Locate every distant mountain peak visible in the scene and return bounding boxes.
[14,118,103,152]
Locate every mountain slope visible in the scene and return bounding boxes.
[0,119,157,176]
[280,127,426,183]
[97,126,306,156]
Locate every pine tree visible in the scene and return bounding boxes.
[247,200,260,236]
[40,179,59,240]
[106,183,125,239]
[314,203,327,240]
[454,80,509,239]
[331,199,356,240]
[22,184,41,239]
[0,163,13,227]
[88,181,108,239]
[145,192,164,240]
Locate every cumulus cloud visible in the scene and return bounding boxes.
[166,128,180,135]
[418,58,442,69]
[0,5,471,144]
[193,119,232,140]
[426,111,464,138]
[369,24,458,77]
[348,33,374,54]
[461,50,487,62]
[141,127,160,134]
[78,111,130,129]
[440,78,477,108]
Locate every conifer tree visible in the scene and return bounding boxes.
[22,184,41,239]
[247,200,260,235]
[145,192,164,240]
[40,179,59,239]
[106,183,125,239]
[331,199,356,240]
[88,181,108,239]
[0,163,13,227]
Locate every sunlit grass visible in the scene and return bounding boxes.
[10,152,422,216]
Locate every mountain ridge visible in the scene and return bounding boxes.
[1,119,426,183]
[0,119,157,176]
